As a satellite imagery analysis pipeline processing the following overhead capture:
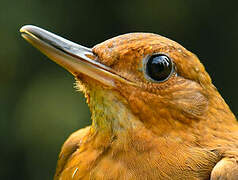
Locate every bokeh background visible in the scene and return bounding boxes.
[1,0,238,179]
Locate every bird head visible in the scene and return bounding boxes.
[20,25,236,137]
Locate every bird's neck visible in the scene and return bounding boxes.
[89,87,142,135]
[207,87,237,125]
[76,80,142,139]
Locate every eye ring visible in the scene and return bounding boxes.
[143,53,175,83]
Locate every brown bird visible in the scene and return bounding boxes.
[20,25,238,180]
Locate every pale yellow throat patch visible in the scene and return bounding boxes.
[75,79,142,135]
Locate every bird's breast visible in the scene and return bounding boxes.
[57,124,220,180]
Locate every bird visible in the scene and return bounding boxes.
[20,25,238,180]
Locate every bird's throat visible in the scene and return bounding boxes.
[75,79,142,136]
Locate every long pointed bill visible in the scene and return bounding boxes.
[20,25,133,87]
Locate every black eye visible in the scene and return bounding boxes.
[144,54,174,82]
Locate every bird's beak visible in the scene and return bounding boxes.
[20,25,132,87]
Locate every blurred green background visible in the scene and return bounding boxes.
[1,0,238,179]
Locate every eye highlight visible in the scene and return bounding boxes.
[144,54,175,82]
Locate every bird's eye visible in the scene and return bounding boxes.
[144,54,174,82]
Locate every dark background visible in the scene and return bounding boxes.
[1,0,238,179]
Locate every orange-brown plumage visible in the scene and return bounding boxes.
[20,26,238,180]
